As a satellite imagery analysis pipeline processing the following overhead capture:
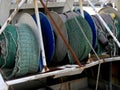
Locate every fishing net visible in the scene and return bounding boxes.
[49,11,68,63]
[2,23,39,79]
[0,33,6,67]
[65,15,92,63]
[73,8,97,49]
[113,17,120,55]
[98,7,120,55]
[114,17,120,41]
[0,25,17,68]
[92,14,117,55]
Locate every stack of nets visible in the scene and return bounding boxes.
[92,13,117,55]
[0,23,39,79]
[98,7,120,55]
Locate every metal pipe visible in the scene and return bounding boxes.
[39,0,82,67]
[33,0,48,72]
[0,0,26,34]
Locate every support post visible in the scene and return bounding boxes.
[116,0,120,12]
[63,0,74,12]
[79,0,84,18]
[33,0,48,72]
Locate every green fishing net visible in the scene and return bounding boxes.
[1,23,39,79]
[114,17,120,41]
[0,33,6,67]
[0,25,17,68]
[12,23,39,77]
[114,17,120,55]
[65,15,92,63]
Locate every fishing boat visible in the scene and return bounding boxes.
[0,0,120,90]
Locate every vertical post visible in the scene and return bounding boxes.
[63,0,74,12]
[116,0,120,12]
[79,0,84,18]
[109,62,112,90]
[33,0,48,72]
[0,0,11,25]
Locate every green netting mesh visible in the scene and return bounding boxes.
[0,33,6,67]
[4,25,17,68]
[2,23,39,79]
[0,25,17,68]
[114,17,120,41]
[65,15,92,63]
[114,17,120,55]
[96,31,106,55]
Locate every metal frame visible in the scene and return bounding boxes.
[0,56,120,90]
[1,0,120,90]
